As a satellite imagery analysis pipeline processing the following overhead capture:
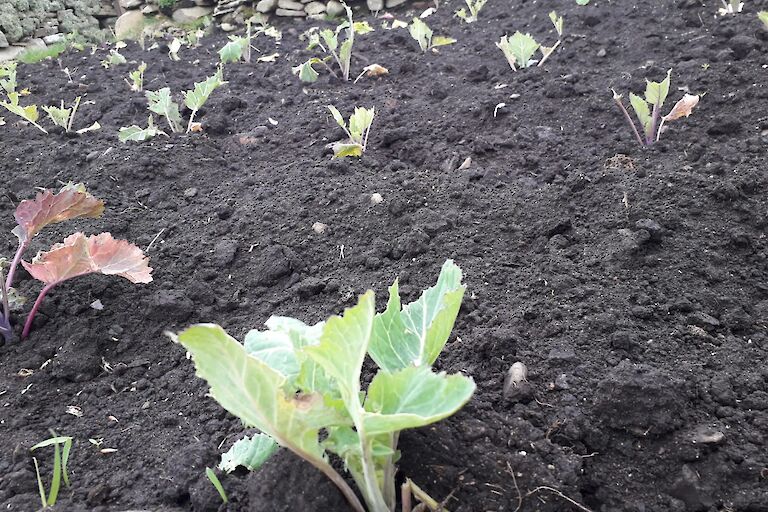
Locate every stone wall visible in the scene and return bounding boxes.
[0,0,116,48]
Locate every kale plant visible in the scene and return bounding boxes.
[172,261,475,512]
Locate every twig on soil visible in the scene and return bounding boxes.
[507,463,593,512]
[146,228,165,252]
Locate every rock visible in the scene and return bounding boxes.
[220,22,236,31]
[172,6,213,24]
[275,8,306,16]
[119,0,144,9]
[94,5,119,18]
[635,218,664,242]
[142,4,159,14]
[149,290,195,322]
[256,0,277,12]
[326,0,345,16]
[690,425,725,445]
[687,311,720,331]
[367,0,384,10]
[386,0,407,7]
[115,10,147,40]
[253,245,301,285]
[305,1,326,14]
[43,33,64,45]
[278,0,304,9]
[25,38,47,51]
[0,46,23,62]
[0,31,8,48]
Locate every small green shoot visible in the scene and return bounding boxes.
[612,70,700,146]
[327,105,375,158]
[294,3,373,82]
[183,68,226,133]
[126,62,147,92]
[30,435,73,508]
[101,42,127,69]
[205,468,229,504]
[455,0,487,23]
[497,11,563,70]
[42,97,79,132]
[219,35,250,64]
[1,92,47,133]
[576,0,590,4]
[409,18,456,52]
[146,87,183,133]
[119,115,167,142]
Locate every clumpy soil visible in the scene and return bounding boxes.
[1,0,768,510]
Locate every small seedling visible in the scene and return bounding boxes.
[119,115,167,142]
[101,44,127,69]
[612,70,700,146]
[719,0,743,15]
[293,4,373,82]
[409,18,456,52]
[0,61,17,95]
[41,97,99,134]
[140,68,225,135]
[455,0,488,23]
[576,0,590,4]
[168,38,182,61]
[497,11,563,70]
[126,62,147,92]
[327,105,375,158]
[205,468,229,504]
[0,92,47,133]
[30,435,73,508]
[170,260,474,512]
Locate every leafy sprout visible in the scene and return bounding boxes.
[612,69,700,146]
[205,468,229,504]
[119,115,167,143]
[496,11,563,70]
[327,105,375,158]
[126,62,147,92]
[455,0,488,23]
[408,18,456,52]
[42,96,100,134]
[171,260,474,512]
[0,92,47,133]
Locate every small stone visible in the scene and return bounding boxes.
[213,239,238,266]
[687,311,720,331]
[596,48,606,57]
[385,0,407,6]
[326,0,345,16]
[503,362,528,398]
[220,22,237,31]
[43,33,64,45]
[0,31,9,48]
[172,6,214,24]
[305,1,326,14]
[367,0,384,10]
[278,0,304,9]
[370,193,383,205]
[691,426,725,445]
[635,218,664,242]
[275,8,306,16]
[184,187,198,198]
[256,0,277,12]
[142,4,159,14]
[86,151,100,162]
[312,222,327,234]
[0,47,23,62]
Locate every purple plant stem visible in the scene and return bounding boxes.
[22,283,55,340]
[5,241,28,292]
[613,97,645,148]
[0,268,11,342]
[648,103,661,145]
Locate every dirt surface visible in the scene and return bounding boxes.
[1,0,768,511]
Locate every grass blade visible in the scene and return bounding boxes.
[48,440,62,505]
[206,467,228,504]
[61,438,72,487]
[33,457,47,508]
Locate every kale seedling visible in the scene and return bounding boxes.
[0,92,47,133]
[119,115,167,142]
[327,105,375,158]
[171,260,475,512]
[142,68,225,134]
[293,4,374,83]
[101,42,127,68]
[612,70,700,146]
[496,11,563,70]
[455,0,487,23]
[409,18,456,52]
[41,96,100,134]
[126,62,147,92]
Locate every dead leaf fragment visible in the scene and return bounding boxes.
[312,222,327,234]
[663,94,700,122]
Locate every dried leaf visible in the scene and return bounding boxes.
[22,232,153,286]
[364,64,389,77]
[663,94,700,122]
[13,184,105,243]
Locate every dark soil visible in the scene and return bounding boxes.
[1,0,768,511]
